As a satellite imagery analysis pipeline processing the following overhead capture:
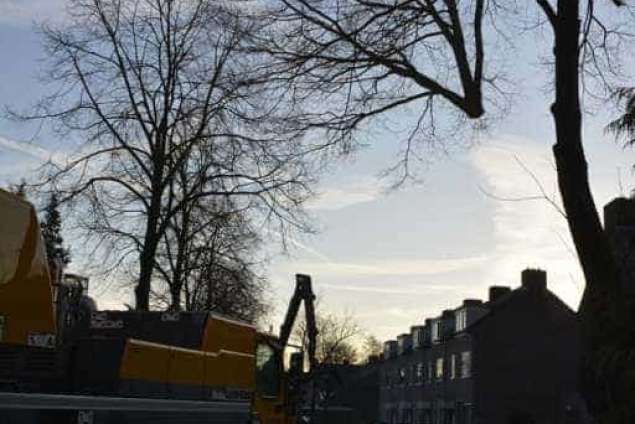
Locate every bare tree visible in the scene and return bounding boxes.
[19,0,316,310]
[296,309,361,365]
[151,193,270,323]
[144,134,271,321]
[252,0,635,420]
[361,334,382,363]
[246,0,500,181]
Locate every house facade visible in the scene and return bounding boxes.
[378,269,581,424]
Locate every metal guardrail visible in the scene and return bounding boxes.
[0,391,250,413]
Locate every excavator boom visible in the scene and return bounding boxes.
[278,274,318,371]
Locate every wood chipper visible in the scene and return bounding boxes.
[0,188,318,424]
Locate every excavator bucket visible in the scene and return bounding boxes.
[0,189,56,347]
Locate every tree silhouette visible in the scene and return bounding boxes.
[22,0,316,310]
[608,87,635,148]
[41,193,71,269]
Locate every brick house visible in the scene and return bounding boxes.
[378,269,581,424]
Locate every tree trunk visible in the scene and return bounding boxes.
[136,242,156,310]
[136,221,160,311]
[135,185,164,311]
[551,0,624,419]
[169,229,188,311]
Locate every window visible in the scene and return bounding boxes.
[427,361,434,383]
[461,351,472,378]
[399,367,407,384]
[407,364,415,385]
[255,343,280,397]
[431,320,442,343]
[435,357,444,381]
[455,309,467,332]
[416,362,424,383]
[450,354,457,379]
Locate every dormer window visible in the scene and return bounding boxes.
[431,320,442,343]
[456,308,468,332]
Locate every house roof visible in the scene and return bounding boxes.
[466,285,577,332]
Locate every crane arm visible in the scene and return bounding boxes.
[278,274,318,371]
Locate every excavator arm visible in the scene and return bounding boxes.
[278,274,318,372]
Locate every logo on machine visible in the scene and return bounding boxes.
[90,312,124,329]
[77,410,94,424]
[161,312,180,322]
[27,332,56,348]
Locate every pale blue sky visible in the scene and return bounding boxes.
[1,0,634,342]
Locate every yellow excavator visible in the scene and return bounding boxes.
[0,188,318,424]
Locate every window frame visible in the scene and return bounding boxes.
[455,308,467,332]
[416,362,424,384]
[450,354,457,379]
[435,357,444,382]
[431,320,442,343]
[461,351,472,379]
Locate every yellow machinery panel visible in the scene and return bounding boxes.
[0,189,56,346]
[204,350,255,389]
[169,346,205,386]
[120,339,171,383]
[201,314,256,355]
[120,338,255,390]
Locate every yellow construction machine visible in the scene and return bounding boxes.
[0,188,318,424]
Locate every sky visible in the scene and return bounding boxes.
[1,0,634,343]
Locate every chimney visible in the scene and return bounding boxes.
[441,309,455,337]
[521,268,547,292]
[383,340,398,359]
[604,198,635,295]
[489,286,511,302]
[397,333,412,355]
[462,299,483,307]
[411,325,425,349]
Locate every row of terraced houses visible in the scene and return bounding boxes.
[304,197,635,424]
[378,268,581,424]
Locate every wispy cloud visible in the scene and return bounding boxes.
[320,281,464,295]
[0,136,60,163]
[0,135,70,178]
[277,255,487,278]
[471,136,584,307]
[307,178,383,211]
